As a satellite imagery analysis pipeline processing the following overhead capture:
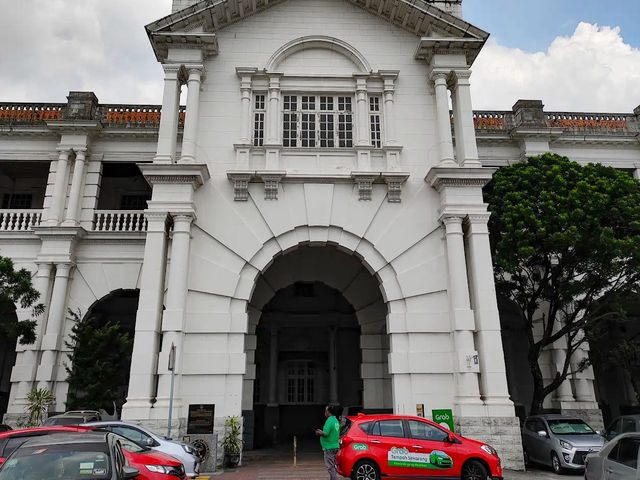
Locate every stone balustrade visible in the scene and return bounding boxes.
[0,104,64,125]
[0,210,42,231]
[546,112,630,132]
[93,210,148,232]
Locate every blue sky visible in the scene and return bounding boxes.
[464,0,640,52]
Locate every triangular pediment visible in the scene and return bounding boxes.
[146,0,488,62]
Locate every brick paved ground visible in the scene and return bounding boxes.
[204,450,582,479]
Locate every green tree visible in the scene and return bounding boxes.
[65,309,133,411]
[484,153,640,414]
[25,388,54,426]
[0,256,44,344]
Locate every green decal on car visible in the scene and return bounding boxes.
[352,443,368,451]
[388,447,453,469]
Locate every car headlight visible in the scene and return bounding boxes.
[182,444,196,454]
[481,444,498,456]
[559,440,573,450]
[145,465,170,473]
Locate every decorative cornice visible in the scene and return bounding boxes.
[257,170,287,200]
[138,163,210,189]
[415,38,486,66]
[425,166,496,192]
[148,32,218,63]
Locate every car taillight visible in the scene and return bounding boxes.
[340,436,353,448]
[0,457,5,466]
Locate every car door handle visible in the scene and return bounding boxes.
[412,445,423,449]
[370,440,381,444]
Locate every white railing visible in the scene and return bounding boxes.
[0,210,42,231]
[93,210,147,232]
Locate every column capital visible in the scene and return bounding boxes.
[429,69,451,84]
[73,148,87,160]
[55,262,74,276]
[466,213,491,225]
[35,262,53,275]
[448,69,472,89]
[171,213,195,228]
[56,147,72,155]
[184,64,204,76]
[144,211,171,233]
[162,63,184,78]
[442,215,464,229]
[267,73,283,89]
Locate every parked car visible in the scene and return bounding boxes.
[0,431,139,480]
[44,409,103,425]
[84,421,200,478]
[603,415,640,441]
[0,427,10,433]
[336,414,502,480]
[584,432,640,479]
[521,414,604,474]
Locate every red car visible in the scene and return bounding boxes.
[0,426,185,479]
[337,414,503,480]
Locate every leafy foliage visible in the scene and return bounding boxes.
[222,416,243,454]
[65,309,133,411]
[484,153,640,413]
[25,388,54,426]
[0,256,44,344]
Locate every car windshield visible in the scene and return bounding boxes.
[113,434,147,453]
[547,419,594,435]
[45,417,84,426]
[0,443,110,480]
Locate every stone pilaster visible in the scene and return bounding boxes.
[180,65,204,163]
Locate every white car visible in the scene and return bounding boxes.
[584,432,640,480]
[83,421,200,477]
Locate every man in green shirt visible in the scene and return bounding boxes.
[315,405,341,480]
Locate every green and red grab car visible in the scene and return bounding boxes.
[337,414,503,480]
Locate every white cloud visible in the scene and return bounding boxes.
[470,22,640,112]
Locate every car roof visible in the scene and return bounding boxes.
[21,431,110,447]
[350,414,439,423]
[0,426,92,439]
[616,414,640,420]
[526,414,584,421]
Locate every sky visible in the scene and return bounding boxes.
[0,0,639,112]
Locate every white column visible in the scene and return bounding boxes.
[36,263,73,391]
[443,216,483,415]
[122,212,169,419]
[329,327,338,404]
[268,327,278,405]
[155,65,183,164]
[552,346,576,403]
[47,148,71,225]
[465,214,514,415]
[265,75,281,145]
[238,74,252,145]
[179,66,203,163]
[355,76,369,146]
[8,262,53,410]
[156,214,194,408]
[62,149,87,226]
[450,70,481,167]
[382,77,397,146]
[570,342,597,403]
[431,72,455,166]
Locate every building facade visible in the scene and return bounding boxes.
[0,0,639,469]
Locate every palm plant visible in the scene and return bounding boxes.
[25,388,54,426]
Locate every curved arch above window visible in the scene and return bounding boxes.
[265,36,373,73]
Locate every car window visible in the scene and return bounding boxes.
[623,419,637,434]
[358,421,375,435]
[607,419,622,437]
[610,438,640,469]
[547,419,594,435]
[524,419,537,432]
[378,420,404,438]
[111,426,150,445]
[534,419,547,433]
[407,420,449,442]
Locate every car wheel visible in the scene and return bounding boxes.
[551,451,563,474]
[351,459,380,480]
[460,459,488,480]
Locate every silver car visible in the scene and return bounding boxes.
[521,414,604,473]
[585,432,640,479]
[83,421,200,478]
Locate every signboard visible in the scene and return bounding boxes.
[187,404,215,435]
[416,404,424,417]
[432,409,454,432]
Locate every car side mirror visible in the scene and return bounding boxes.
[145,437,154,447]
[537,430,548,437]
[595,430,602,436]
[123,466,140,479]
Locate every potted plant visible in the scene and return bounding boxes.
[222,416,242,468]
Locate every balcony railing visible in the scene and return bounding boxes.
[546,112,629,132]
[93,210,147,232]
[0,104,64,125]
[0,210,42,231]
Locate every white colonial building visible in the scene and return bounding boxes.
[1,0,639,469]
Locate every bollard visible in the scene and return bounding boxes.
[293,435,297,467]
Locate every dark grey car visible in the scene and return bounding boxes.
[604,415,640,441]
[522,414,605,473]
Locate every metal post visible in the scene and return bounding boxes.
[167,343,176,439]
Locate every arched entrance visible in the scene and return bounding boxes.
[243,245,391,449]
[66,289,138,415]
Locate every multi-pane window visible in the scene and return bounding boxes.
[119,194,150,210]
[253,94,266,147]
[1,193,32,209]
[283,95,353,148]
[369,96,382,148]
[286,361,315,403]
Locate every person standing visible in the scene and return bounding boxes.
[315,405,341,480]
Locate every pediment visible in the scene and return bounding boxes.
[146,0,488,63]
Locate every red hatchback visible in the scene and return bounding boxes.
[337,414,503,480]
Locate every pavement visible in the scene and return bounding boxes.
[195,451,582,480]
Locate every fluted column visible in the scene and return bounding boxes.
[238,72,253,145]
[382,77,397,146]
[155,65,183,164]
[450,70,481,167]
[443,216,483,415]
[47,148,71,225]
[431,72,455,166]
[156,213,194,408]
[355,76,369,147]
[465,214,514,415]
[180,66,203,163]
[62,148,87,226]
[265,74,281,145]
[36,262,73,391]
[122,212,169,419]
